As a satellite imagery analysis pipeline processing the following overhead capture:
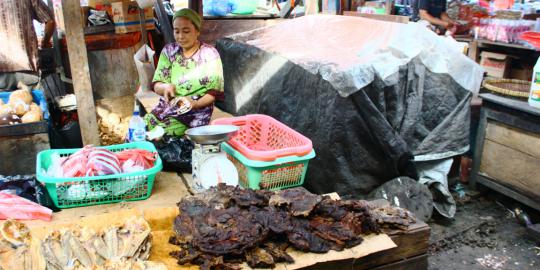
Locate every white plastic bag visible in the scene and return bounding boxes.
[134,44,156,93]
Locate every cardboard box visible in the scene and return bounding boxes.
[509,66,533,81]
[112,1,155,34]
[508,60,534,81]
[52,1,91,32]
[480,52,510,78]
[88,0,130,8]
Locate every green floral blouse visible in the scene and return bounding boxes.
[152,42,224,97]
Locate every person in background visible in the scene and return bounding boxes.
[412,0,456,35]
[0,0,55,91]
[147,8,224,137]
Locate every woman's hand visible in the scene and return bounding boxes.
[162,84,176,102]
[154,83,177,101]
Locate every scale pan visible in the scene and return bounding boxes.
[185,125,239,145]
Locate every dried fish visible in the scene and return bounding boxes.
[39,217,162,270]
[65,229,93,268]
[93,233,110,260]
[1,219,31,247]
[0,220,32,270]
[117,217,150,258]
[41,236,65,270]
[105,227,119,259]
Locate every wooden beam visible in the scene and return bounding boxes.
[343,11,409,24]
[385,0,392,15]
[60,0,100,145]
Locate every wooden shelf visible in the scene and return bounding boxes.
[456,37,536,51]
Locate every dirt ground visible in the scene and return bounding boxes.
[428,191,540,270]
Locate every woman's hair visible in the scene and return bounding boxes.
[173,8,202,31]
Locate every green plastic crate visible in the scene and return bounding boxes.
[222,142,315,190]
[36,141,162,209]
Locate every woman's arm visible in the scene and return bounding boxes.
[191,94,216,109]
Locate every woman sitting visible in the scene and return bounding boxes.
[145,8,223,136]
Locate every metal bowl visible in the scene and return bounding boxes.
[185,125,239,145]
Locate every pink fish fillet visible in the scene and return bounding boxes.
[0,193,53,221]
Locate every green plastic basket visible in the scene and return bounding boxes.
[36,142,162,209]
[222,142,315,190]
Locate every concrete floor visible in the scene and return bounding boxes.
[428,192,539,270]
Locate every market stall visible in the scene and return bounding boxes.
[1,2,459,269]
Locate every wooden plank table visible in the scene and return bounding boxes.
[25,172,190,228]
[26,171,429,269]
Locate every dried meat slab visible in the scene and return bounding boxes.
[309,216,363,249]
[252,206,293,234]
[286,218,339,253]
[262,242,294,263]
[192,207,268,256]
[245,247,275,268]
[269,187,322,217]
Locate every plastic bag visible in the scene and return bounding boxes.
[59,146,122,177]
[134,44,156,92]
[0,174,58,212]
[116,149,157,173]
[203,0,235,16]
[0,175,38,202]
[0,192,53,221]
[153,136,194,173]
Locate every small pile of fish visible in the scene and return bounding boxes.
[40,217,166,270]
[0,220,32,270]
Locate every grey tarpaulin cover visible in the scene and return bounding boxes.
[215,15,484,197]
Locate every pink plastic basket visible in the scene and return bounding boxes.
[212,114,313,161]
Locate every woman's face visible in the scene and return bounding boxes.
[173,17,200,51]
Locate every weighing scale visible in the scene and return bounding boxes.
[185,125,240,193]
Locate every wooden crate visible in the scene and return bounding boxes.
[471,93,540,211]
[479,121,540,200]
[305,222,430,270]
[0,133,50,175]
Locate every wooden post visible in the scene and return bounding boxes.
[60,0,100,145]
[468,40,480,62]
[385,0,392,15]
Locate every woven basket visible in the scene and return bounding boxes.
[483,79,530,98]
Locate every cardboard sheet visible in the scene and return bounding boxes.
[148,206,396,270]
[26,205,396,270]
[21,175,396,270]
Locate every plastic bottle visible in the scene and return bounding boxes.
[529,57,540,109]
[127,104,147,142]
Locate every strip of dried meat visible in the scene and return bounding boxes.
[309,216,363,249]
[230,187,271,208]
[269,187,322,217]
[286,218,336,253]
[313,196,350,220]
[370,206,416,230]
[252,206,293,234]
[193,207,268,256]
[263,242,294,263]
[245,247,275,268]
